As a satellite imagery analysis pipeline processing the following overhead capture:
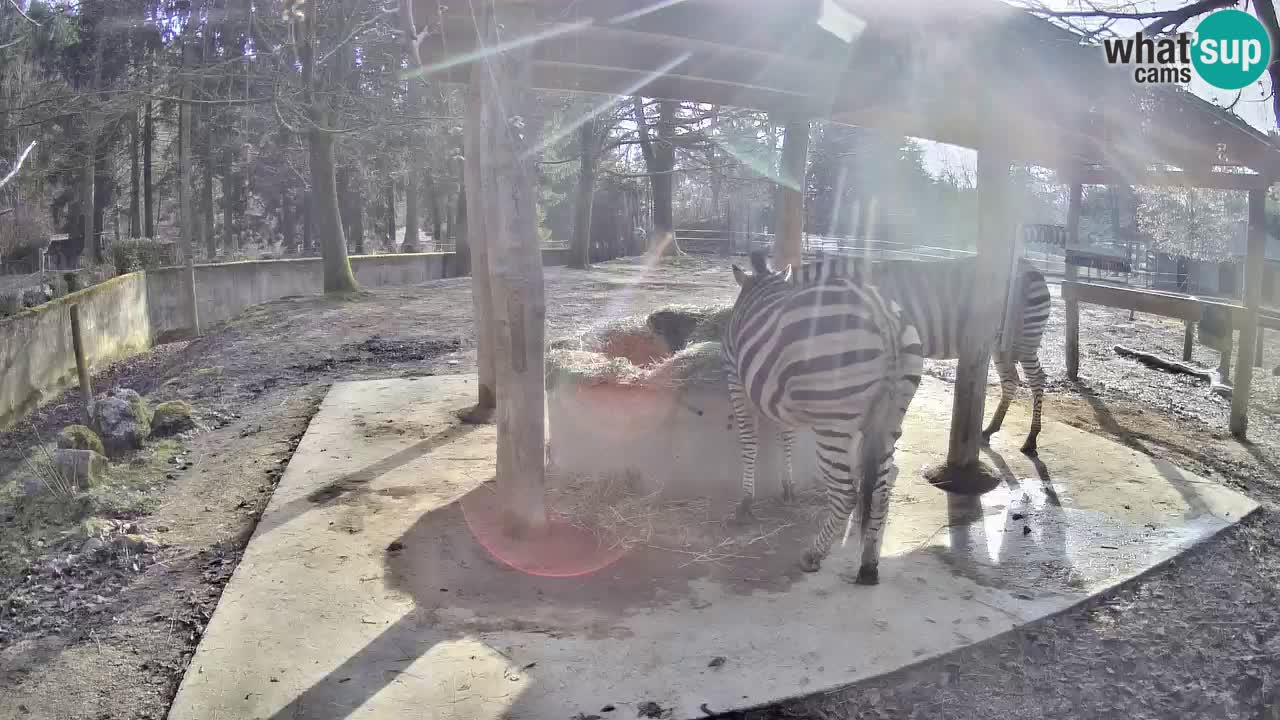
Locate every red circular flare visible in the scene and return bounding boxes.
[460,488,628,578]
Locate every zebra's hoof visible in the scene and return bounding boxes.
[800,551,822,573]
[1021,441,1038,455]
[854,565,879,586]
[980,430,995,446]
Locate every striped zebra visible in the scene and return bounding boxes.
[722,251,924,579]
[797,252,1052,454]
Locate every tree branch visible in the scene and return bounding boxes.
[6,0,38,25]
[0,140,37,191]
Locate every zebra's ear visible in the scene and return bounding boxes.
[732,264,749,286]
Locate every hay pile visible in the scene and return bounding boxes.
[545,349,649,389]
[642,341,728,388]
[646,303,732,350]
[546,303,734,390]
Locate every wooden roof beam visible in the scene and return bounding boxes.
[1062,167,1274,190]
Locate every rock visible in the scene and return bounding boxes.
[80,517,117,538]
[80,537,107,558]
[20,475,47,498]
[91,388,152,457]
[111,534,160,555]
[57,425,106,455]
[21,285,52,308]
[50,449,108,490]
[151,400,196,437]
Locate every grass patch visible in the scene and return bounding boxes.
[0,438,183,581]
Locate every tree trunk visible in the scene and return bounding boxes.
[129,108,141,238]
[337,164,352,247]
[144,101,155,238]
[350,181,365,255]
[426,174,443,249]
[93,150,111,262]
[282,190,295,252]
[80,140,95,266]
[633,98,677,255]
[471,3,546,535]
[308,130,357,291]
[202,150,215,259]
[302,191,312,254]
[455,182,470,273]
[300,9,358,294]
[385,179,396,251]
[402,169,420,251]
[222,147,235,254]
[569,119,598,269]
[178,26,200,335]
[461,65,496,419]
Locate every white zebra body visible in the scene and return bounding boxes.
[722,251,923,577]
[798,252,1052,453]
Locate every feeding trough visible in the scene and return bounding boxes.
[545,304,819,503]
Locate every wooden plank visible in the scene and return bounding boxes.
[473,3,548,534]
[1183,321,1195,362]
[773,118,809,270]
[947,135,1013,467]
[1064,167,1272,191]
[1061,281,1248,325]
[1064,182,1081,380]
[1230,188,1267,438]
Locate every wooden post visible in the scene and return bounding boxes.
[946,140,1014,468]
[473,3,547,535]
[772,117,809,271]
[1183,321,1195,362]
[69,304,93,425]
[1230,187,1267,438]
[1064,182,1082,380]
[1255,328,1264,367]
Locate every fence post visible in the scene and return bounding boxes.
[69,304,93,425]
[1183,321,1194,362]
[1064,181,1082,380]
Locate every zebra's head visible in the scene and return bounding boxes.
[732,250,791,290]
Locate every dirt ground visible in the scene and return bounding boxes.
[2,254,1280,720]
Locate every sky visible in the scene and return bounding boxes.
[918,0,1279,179]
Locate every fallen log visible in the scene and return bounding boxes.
[1113,344,1232,399]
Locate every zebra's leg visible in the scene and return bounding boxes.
[780,428,796,503]
[1019,354,1047,454]
[727,373,759,524]
[981,351,1020,444]
[856,385,917,585]
[800,427,862,573]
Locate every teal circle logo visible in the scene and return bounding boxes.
[1192,10,1273,90]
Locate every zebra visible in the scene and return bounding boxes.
[721,250,924,579]
[795,252,1052,455]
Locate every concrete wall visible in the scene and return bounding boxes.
[2,249,574,428]
[0,272,151,430]
[147,253,457,340]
